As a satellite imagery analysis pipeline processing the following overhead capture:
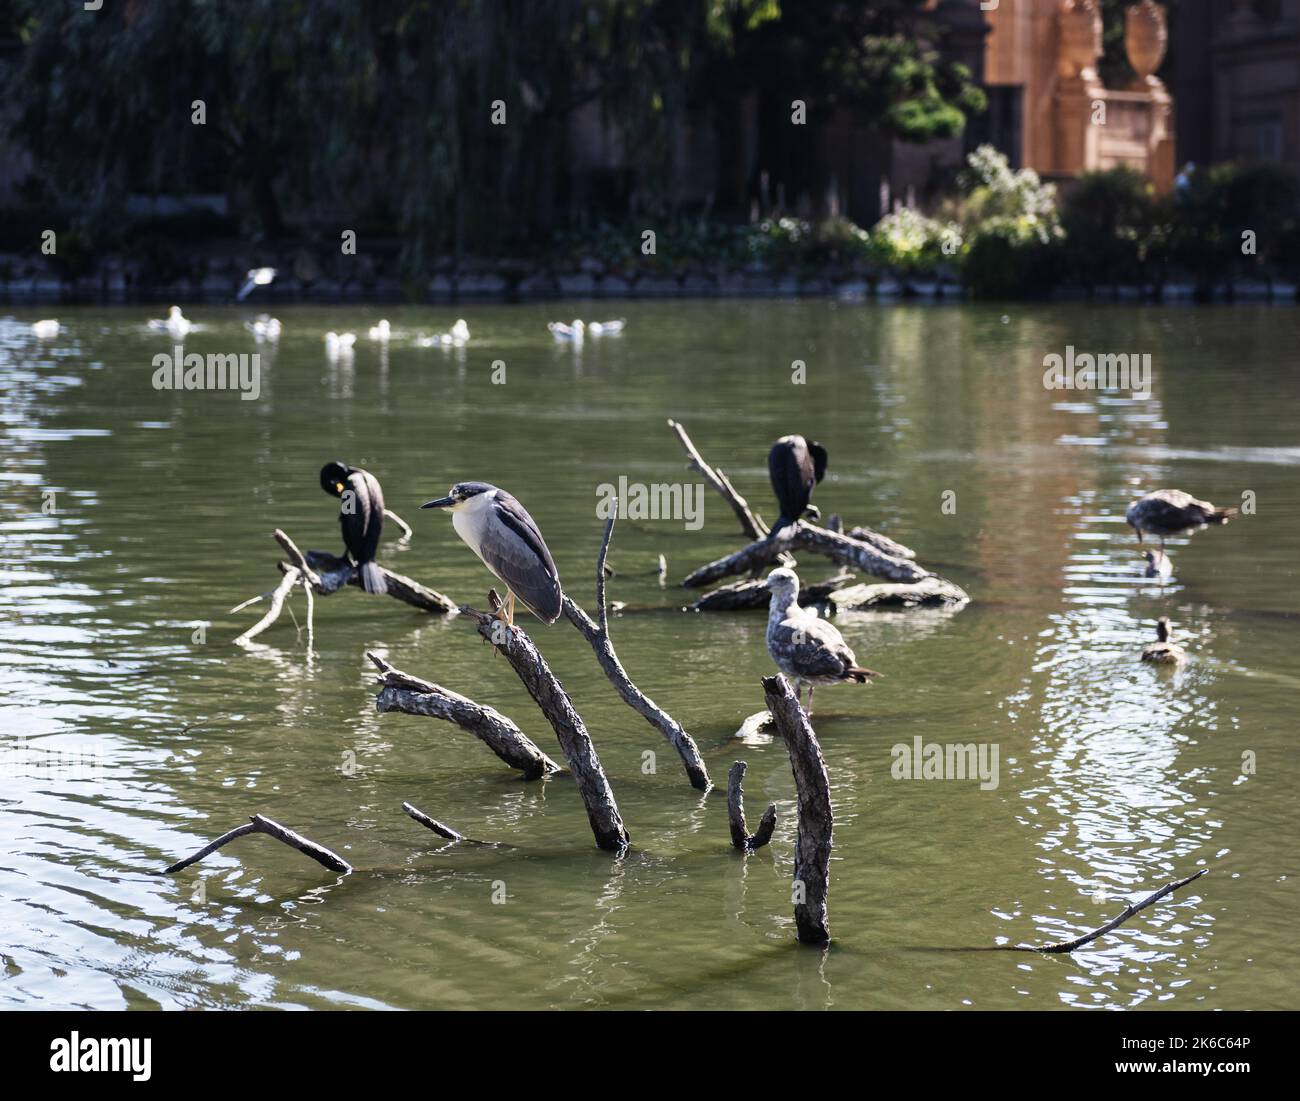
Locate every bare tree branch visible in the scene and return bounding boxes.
[402,801,465,841]
[156,814,352,875]
[1010,869,1209,954]
[466,603,630,853]
[727,761,776,851]
[668,419,768,539]
[368,652,560,779]
[563,505,711,791]
[763,674,833,946]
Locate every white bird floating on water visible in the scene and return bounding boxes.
[547,318,625,342]
[368,319,392,342]
[324,331,357,358]
[31,319,60,339]
[245,315,281,342]
[236,267,276,301]
[148,306,194,337]
[418,318,470,347]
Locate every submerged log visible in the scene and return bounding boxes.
[688,571,854,612]
[156,813,352,876]
[762,674,833,946]
[368,652,559,779]
[563,505,710,790]
[402,801,465,841]
[828,575,969,610]
[1008,868,1209,954]
[467,598,630,853]
[727,761,776,851]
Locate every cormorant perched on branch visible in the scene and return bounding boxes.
[320,461,387,594]
[768,435,828,529]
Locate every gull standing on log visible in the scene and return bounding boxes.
[421,482,562,625]
[764,567,879,715]
[1126,489,1237,549]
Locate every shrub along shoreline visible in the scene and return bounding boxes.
[5,148,1297,307]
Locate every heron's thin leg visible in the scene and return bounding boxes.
[505,590,516,627]
[806,686,815,718]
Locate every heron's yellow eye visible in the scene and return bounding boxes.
[336,482,344,493]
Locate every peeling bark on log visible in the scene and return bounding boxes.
[762,674,833,946]
[687,572,854,612]
[402,801,465,841]
[467,604,629,853]
[828,575,969,610]
[1008,868,1209,954]
[727,761,776,851]
[563,507,710,790]
[367,652,559,779]
[156,814,352,876]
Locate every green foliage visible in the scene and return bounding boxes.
[1171,161,1300,293]
[1060,167,1171,289]
[867,207,953,276]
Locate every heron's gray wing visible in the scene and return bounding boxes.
[484,492,563,622]
[775,614,853,679]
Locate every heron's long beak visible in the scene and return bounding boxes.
[421,495,455,510]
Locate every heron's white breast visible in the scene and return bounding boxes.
[451,490,498,562]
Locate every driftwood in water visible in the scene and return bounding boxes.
[829,575,969,610]
[232,529,456,643]
[156,813,352,875]
[563,505,710,790]
[684,520,934,588]
[667,424,963,605]
[402,801,465,841]
[727,761,776,851]
[1007,868,1209,954]
[368,652,560,779]
[688,572,854,612]
[466,596,630,853]
[844,525,916,561]
[763,674,833,946]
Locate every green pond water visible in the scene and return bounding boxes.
[1,299,1297,1010]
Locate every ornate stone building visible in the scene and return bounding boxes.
[982,0,1175,190]
[1173,0,1300,177]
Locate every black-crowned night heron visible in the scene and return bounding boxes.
[320,461,386,594]
[1126,489,1237,549]
[764,567,878,715]
[420,481,562,625]
[768,435,828,530]
[1141,617,1186,665]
